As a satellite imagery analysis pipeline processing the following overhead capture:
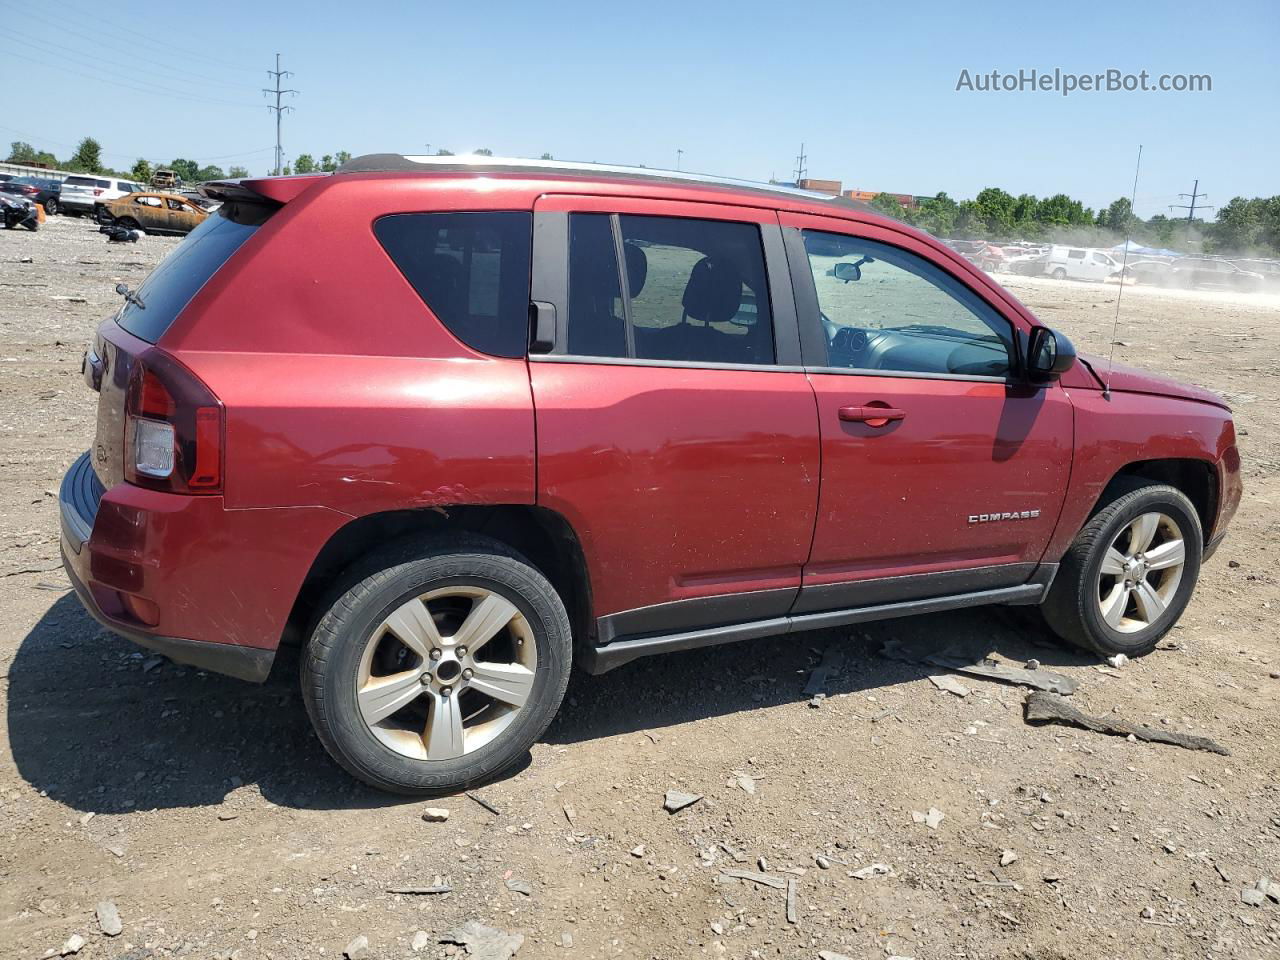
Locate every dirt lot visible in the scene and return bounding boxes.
[1,216,1278,960]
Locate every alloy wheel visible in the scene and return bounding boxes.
[356,586,537,761]
[1096,511,1186,633]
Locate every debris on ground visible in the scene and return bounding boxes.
[59,933,85,956]
[1000,850,1019,867]
[663,789,702,813]
[630,844,646,858]
[928,674,970,697]
[421,807,450,822]
[719,870,787,889]
[505,876,533,896]
[467,791,502,816]
[344,934,369,959]
[411,930,431,952]
[1106,653,1130,668]
[735,773,756,794]
[804,645,845,695]
[1023,691,1230,754]
[912,808,945,829]
[96,900,122,936]
[785,877,798,923]
[440,920,524,959]
[883,637,1077,695]
[387,882,453,895]
[849,863,894,880]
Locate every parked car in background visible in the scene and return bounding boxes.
[99,191,209,235]
[1169,258,1264,293]
[1041,245,1122,282]
[1122,259,1174,286]
[59,174,144,218]
[0,176,62,215]
[1230,259,1280,290]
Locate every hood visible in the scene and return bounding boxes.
[1077,353,1229,410]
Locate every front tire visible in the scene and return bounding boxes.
[1042,482,1202,658]
[1051,267,1068,280]
[43,198,58,216]
[301,535,572,795]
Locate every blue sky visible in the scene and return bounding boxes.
[2,0,1275,217]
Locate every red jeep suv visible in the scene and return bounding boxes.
[60,156,1242,794]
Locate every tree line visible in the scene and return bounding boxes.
[9,138,1276,257]
[868,187,1280,257]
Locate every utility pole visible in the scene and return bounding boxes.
[676,149,683,171]
[1169,179,1212,227]
[262,54,298,176]
[793,142,807,184]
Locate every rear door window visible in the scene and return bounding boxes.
[374,212,532,358]
[115,203,270,343]
[566,213,775,366]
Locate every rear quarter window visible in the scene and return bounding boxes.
[374,211,532,358]
[115,202,271,343]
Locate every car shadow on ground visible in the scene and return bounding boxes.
[7,592,1096,813]
[544,603,1097,746]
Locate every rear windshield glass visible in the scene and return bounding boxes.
[116,202,271,343]
[65,176,109,188]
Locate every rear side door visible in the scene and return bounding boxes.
[780,213,1073,611]
[529,196,821,640]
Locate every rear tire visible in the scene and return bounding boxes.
[1041,482,1202,658]
[117,216,140,232]
[1052,267,1067,280]
[43,198,58,216]
[301,535,573,795]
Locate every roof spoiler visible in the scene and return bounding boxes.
[200,173,328,205]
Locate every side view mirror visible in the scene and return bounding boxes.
[114,282,129,295]
[1027,326,1076,381]
[833,262,862,283]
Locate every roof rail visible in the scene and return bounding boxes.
[334,153,872,210]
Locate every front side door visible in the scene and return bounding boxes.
[781,213,1073,612]
[530,196,821,640]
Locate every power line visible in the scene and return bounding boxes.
[0,5,261,91]
[263,54,298,176]
[4,48,260,110]
[0,23,261,100]
[0,0,262,73]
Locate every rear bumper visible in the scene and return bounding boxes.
[59,451,348,683]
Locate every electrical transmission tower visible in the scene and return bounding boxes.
[793,142,807,184]
[263,54,298,176]
[1169,179,1213,225]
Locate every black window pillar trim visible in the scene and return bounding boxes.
[530,210,569,353]
[780,225,828,366]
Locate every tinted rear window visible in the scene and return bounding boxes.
[65,176,109,188]
[116,202,270,343]
[374,212,532,358]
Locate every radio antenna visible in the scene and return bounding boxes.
[1104,144,1143,400]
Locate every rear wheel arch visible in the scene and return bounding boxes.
[1092,458,1217,544]
[283,504,594,653]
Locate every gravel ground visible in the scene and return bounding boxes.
[1,216,1278,960]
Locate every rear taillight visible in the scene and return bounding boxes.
[93,188,104,196]
[124,350,223,494]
